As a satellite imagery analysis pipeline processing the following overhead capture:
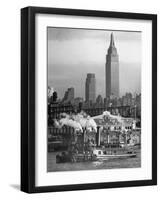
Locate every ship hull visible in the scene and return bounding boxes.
[96,153,136,161]
[56,151,136,163]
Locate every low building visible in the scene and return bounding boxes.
[48,102,74,119]
[93,112,136,132]
[128,128,141,145]
[93,111,140,145]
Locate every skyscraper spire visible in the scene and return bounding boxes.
[106,33,119,98]
[108,32,117,55]
[110,32,115,47]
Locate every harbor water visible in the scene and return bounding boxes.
[47,148,141,172]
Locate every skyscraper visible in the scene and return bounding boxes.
[105,33,119,98]
[63,87,74,103]
[85,73,96,103]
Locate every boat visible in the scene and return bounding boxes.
[56,148,136,163]
[56,151,97,163]
[92,149,136,161]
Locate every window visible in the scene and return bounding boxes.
[98,151,102,155]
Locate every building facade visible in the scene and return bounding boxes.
[63,87,74,103]
[85,73,96,103]
[105,33,119,98]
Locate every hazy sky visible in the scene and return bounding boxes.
[48,27,141,99]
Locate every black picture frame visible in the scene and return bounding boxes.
[21,6,157,193]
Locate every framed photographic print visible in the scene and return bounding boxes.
[21,6,157,193]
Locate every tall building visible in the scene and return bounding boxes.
[105,33,119,98]
[122,93,133,106]
[63,87,74,103]
[96,95,103,105]
[85,73,96,103]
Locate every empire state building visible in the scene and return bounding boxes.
[105,33,119,98]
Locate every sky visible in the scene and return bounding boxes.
[48,27,141,99]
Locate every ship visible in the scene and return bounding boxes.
[56,147,136,163]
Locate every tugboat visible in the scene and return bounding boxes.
[56,150,97,163]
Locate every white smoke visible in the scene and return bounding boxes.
[54,111,97,133]
[48,86,54,98]
[59,118,83,132]
[102,111,122,123]
[85,116,97,132]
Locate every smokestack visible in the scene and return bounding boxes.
[82,128,85,143]
[96,126,101,146]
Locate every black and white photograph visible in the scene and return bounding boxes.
[47,27,141,172]
[20,6,157,193]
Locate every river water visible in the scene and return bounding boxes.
[47,148,141,172]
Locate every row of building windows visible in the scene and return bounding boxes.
[48,127,74,135]
[48,125,133,136]
[48,104,133,118]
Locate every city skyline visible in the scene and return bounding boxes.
[48,28,141,99]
